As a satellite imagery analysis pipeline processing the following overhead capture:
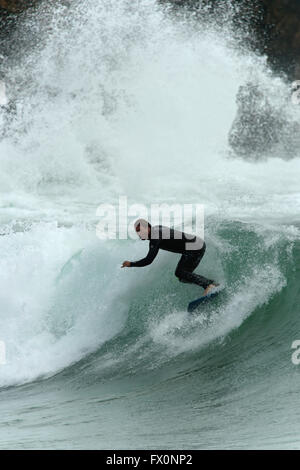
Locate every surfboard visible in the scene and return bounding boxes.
[187,291,220,313]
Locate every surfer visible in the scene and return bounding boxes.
[121,219,218,296]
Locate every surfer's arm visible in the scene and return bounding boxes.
[130,241,160,267]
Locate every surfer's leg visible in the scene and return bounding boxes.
[175,243,214,289]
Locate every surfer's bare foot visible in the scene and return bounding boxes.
[203,283,219,296]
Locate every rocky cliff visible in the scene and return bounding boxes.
[0,0,37,13]
[260,0,300,77]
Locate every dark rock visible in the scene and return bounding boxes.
[162,0,300,79]
[228,81,300,159]
[258,0,300,78]
[0,1,37,13]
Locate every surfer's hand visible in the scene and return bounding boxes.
[121,260,131,268]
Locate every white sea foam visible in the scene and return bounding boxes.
[0,0,299,386]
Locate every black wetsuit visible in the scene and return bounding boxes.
[131,225,214,289]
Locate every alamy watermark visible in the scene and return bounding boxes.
[291,340,300,365]
[96,196,204,248]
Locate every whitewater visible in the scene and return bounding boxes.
[0,0,300,449]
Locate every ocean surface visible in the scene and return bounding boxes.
[0,0,300,449]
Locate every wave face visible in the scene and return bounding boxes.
[0,0,300,449]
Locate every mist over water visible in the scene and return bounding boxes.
[0,0,299,449]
